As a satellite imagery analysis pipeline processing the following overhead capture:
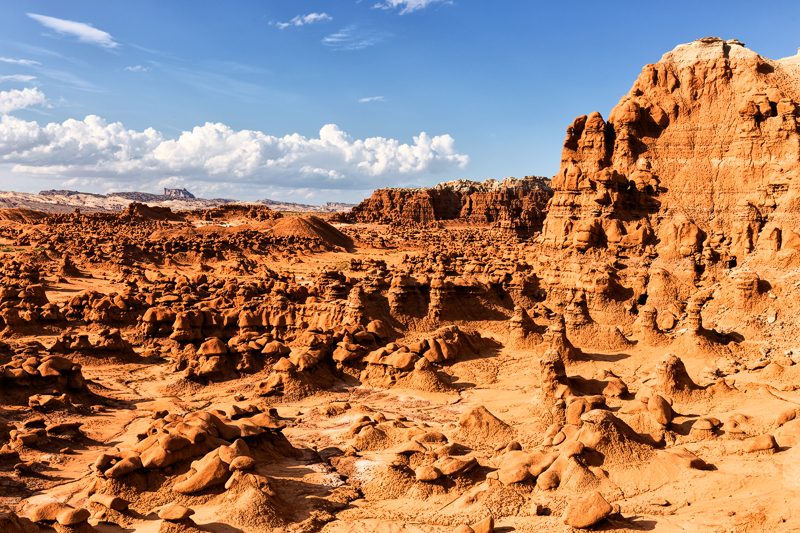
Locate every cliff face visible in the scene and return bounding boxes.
[341,176,553,236]
[540,37,800,264]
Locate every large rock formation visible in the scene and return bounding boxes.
[540,37,800,264]
[339,176,553,236]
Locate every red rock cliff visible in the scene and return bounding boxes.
[340,176,552,236]
[539,37,800,265]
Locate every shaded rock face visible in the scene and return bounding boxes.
[340,177,553,237]
[540,37,800,263]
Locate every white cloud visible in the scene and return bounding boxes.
[0,111,469,194]
[125,65,150,72]
[359,96,385,103]
[373,0,452,14]
[27,13,119,49]
[0,57,41,66]
[323,25,390,51]
[0,88,46,114]
[275,12,332,29]
[0,75,37,83]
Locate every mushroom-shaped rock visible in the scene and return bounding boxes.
[198,338,227,356]
[743,434,777,454]
[689,418,716,440]
[562,490,613,529]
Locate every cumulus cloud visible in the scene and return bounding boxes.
[322,25,390,51]
[0,88,47,114]
[125,65,150,72]
[0,57,41,66]
[359,96,385,103]
[0,114,469,193]
[373,0,452,14]
[27,13,119,49]
[275,12,332,29]
[0,75,37,83]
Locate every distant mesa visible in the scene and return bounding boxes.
[163,188,196,199]
[0,189,353,214]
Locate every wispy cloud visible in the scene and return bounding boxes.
[373,0,452,14]
[0,88,46,114]
[125,65,150,72]
[27,13,119,49]
[0,57,41,66]
[322,25,390,51]
[35,67,99,92]
[0,75,37,83]
[274,12,332,29]
[359,96,385,103]
[1,56,97,91]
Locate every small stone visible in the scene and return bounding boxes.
[89,493,129,511]
[158,504,194,521]
[56,508,91,526]
[562,490,613,529]
[13,461,34,473]
[229,455,256,471]
[472,515,494,533]
[415,465,441,482]
[767,309,777,323]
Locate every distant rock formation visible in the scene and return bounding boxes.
[164,188,196,199]
[0,190,352,214]
[336,176,553,236]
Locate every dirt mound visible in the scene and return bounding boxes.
[269,215,354,251]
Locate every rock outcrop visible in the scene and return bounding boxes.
[540,37,800,265]
[338,176,553,236]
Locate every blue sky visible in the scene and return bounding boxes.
[0,0,798,203]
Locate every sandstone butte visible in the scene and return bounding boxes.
[1,37,800,533]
